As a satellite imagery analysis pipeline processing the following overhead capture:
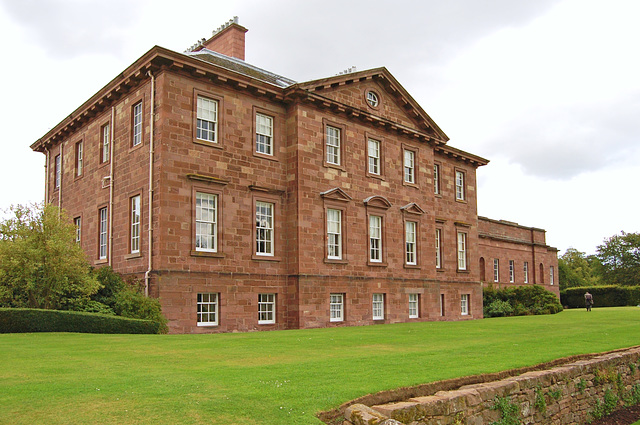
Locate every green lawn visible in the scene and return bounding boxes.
[1,307,640,425]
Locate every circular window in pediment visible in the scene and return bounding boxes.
[366,90,379,108]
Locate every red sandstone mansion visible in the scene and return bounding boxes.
[31,20,559,333]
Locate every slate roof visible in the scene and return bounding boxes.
[187,48,296,88]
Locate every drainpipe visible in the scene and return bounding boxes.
[144,71,155,297]
[108,106,115,267]
[44,148,49,204]
[58,143,63,215]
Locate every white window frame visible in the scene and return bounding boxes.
[258,293,276,324]
[457,232,467,271]
[130,195,141,254]
[101,123,110,163]
[132,101,143,147]
[326,125,341,165]
[74,217,81,243]
[368,139,380,175]
[369,215,382,262]
[196,95,218,143]
[455,170,465,201]
[76,141,83,177]
[434,163,440,194]
[524,261,529,283]
[195,192,217,252]
[405,221,417,265]
[461,294,469,316]
[409,293,419,319]
[197,293,219,326]
[256,113,273,155]
[494,259,500,282]
[54,154,61,189]
[509,260,515,283]
[330,293,344,322]
[372,293,384,320]
[367,91,379,108]
[404,150,415,184]
[327,208,342,260]
[435,228,442,269]
[550,266,555,285]
[256,201,274,256]
[99,207,108,260]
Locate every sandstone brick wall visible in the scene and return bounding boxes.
[47,81,153,280]
[478,217,560,298]
[345,347,640,425]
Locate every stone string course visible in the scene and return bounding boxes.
[344,346,640,425]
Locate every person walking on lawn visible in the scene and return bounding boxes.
[584,291,593,311]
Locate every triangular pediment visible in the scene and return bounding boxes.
[296,68,448,142]
[320,187,352,202]
[400,202,425,215]
[363,195,392,209]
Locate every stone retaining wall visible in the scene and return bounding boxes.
[344,347,640,425]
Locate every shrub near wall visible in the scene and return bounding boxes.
[0,308,163,334]
[561,286,640,309]
[483,285,563,318]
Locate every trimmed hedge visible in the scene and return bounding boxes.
[561,286,640,309]
[483,284,563,317]
[0,308,162,334]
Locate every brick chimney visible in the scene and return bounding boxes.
[201,17,248,61]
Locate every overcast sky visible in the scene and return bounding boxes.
[0,0,638,255]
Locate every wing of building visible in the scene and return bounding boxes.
[31,19,559,333]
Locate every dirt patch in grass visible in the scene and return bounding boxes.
[317,346,640,425]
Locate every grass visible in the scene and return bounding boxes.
[1,307,640,424]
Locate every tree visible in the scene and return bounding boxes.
[596,231,640,287]
[558,247,602,290]
[0,203,99,309]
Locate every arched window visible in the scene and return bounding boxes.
[479,257,486,282]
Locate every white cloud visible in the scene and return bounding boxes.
[0,0,638,253]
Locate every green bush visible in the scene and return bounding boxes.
[485,300,514,317]
[0,308,161,334]
[560,285,640,308]
[114,289,168,333]
[91,266,127,309]
[484,285,563,317]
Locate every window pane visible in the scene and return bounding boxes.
[256,202,274,255]
[99,207,108,259]
[455,171,465,200]
[404,150,414,183]
[368,139,380,175]
[409,293,419,318]
[372,293,384,320]
[131,195,141,253]
[196,96,218,142]
[369,215,382,262]
[457,232,466,270]
[405,221,416,265]
[258,293,276,324]
[326,126,340,165]
[327,209,342,259]
[133,102,143,146]
[197,293,218,326]
[196,192,217,252]
[256,113,273,155]
[330,293,343,322]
